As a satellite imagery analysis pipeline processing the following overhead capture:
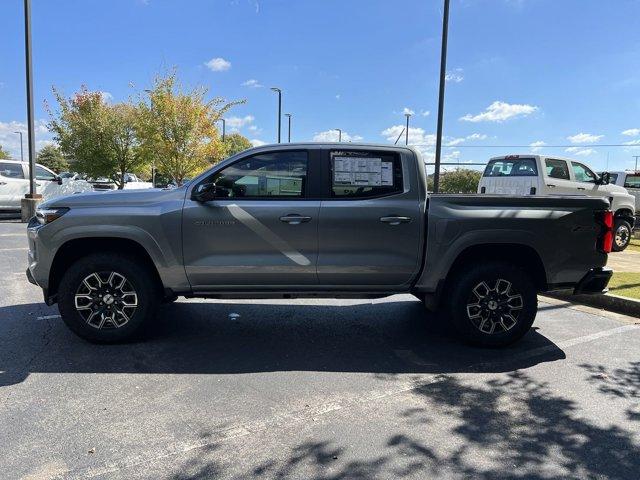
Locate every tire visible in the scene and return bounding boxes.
[447,262,538,347]
[612,219,632,252]
[58,253,161,343]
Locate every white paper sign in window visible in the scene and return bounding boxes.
[334,156,395,187]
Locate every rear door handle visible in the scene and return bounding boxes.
[577,187,586,190]
[0,182,6,186]
[547,184,556,188]
[380,216,412,225]
[280,215,311,225]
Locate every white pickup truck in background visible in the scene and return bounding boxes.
[0,159,93,212]
[477,155,636,251]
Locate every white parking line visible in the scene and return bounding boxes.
[0,247,28,252]
[0,234,25,237]
[37,314,61,320]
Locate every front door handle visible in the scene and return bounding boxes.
[547,184,556,188]
[380,216,412,225]
[0,182,6,186]
[577,187,586,190]
[280,215,312,225]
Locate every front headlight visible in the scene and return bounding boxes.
[35,207,69,225]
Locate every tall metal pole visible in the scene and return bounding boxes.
[284,113,291,142]
[633,155,640,171]
[271,87,282,143]
[14,131,24,162]
[433,0,450,193]
[335,129,342,142]
[394,128,405,145]
[23,0,37,197]
[220,118,226,142]
[404,113,411,146]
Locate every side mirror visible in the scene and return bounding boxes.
[191,182,230,202]
[597,172,610,185]
[55,175,63,185]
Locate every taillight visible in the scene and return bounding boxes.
[596,210,614,253]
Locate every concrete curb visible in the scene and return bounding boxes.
[546,291,640,318]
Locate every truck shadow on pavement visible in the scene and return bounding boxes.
[0,298,565,387]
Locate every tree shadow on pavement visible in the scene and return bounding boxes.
[0,298,565,387]
[581,361,640,421]
[166,370,639,479]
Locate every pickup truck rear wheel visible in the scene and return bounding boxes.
[612,219,631,252]
[58,253,160,343]
[447,262,537,347]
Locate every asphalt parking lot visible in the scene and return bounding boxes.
[1,220,639,480]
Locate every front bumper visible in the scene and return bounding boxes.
[574,267,613,295]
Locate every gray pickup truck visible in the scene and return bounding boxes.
[26,143,614,347]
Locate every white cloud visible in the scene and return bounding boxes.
[622,128,640,137]
[466,133,487,141]
[381,125,436,147]
[445,68,464,83]
[0,119,52,159]
[566,133,603,144]
[250,139,266,147]
[530,140,546,152]
[98,91,113,102]
[335,94,341,100]
[225,115,255,130]
[446,137,466,146]
[460,101,538,123]
[420,110,430,117]
[312,130,363,142]
[623,139,640,146]
[241,79,263,88]
[402,107,415,115]
[565,146,596,156]
[205,57,231,72]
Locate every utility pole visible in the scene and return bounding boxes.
[404,113,412,145]
[14,131,24,162]
[284,113,292,142]
[633,155,640,171]
[335,128,342,142]
[433,0,450,193]
[219,118,226,142]
[270,87,282,143]
[21,0,41,221]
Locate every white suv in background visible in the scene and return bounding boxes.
[0,159,93,212]
[477,155,636,251]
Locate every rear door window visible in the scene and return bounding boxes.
[330,150,403,198]
[545,159,570,180]
[0,162,25,179]
[482,158,537,177]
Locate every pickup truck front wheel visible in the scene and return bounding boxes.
[58,253,160,343]
[447,263,537,347]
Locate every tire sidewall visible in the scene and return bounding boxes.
[612,219,631,252]
[58,253,159,343]
[448,263,538,347]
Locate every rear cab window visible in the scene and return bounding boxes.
[483,157,538,177]
[545,159,571,180]
[624,174,640,188]
[329,150,403,198]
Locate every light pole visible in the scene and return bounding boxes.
[433,0,450,193]
[270,87,282,143]
[219,118,226,142]
[21,0,40,221]
[14,131,24,162]
[633,155,640,171]
[404,113,412,146]
[284,113,292,142]
[335,128,342,142]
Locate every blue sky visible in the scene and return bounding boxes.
[2,0,640,172]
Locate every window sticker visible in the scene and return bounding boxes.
[334,157,392,187]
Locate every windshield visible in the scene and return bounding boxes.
[483,158,538,177]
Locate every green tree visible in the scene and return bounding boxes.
[221,133,253,158]
[36,144,69,173]
[439,168,482,193]
[0,145,11,159]
[137,72,243,185]
[47,87,148,189]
